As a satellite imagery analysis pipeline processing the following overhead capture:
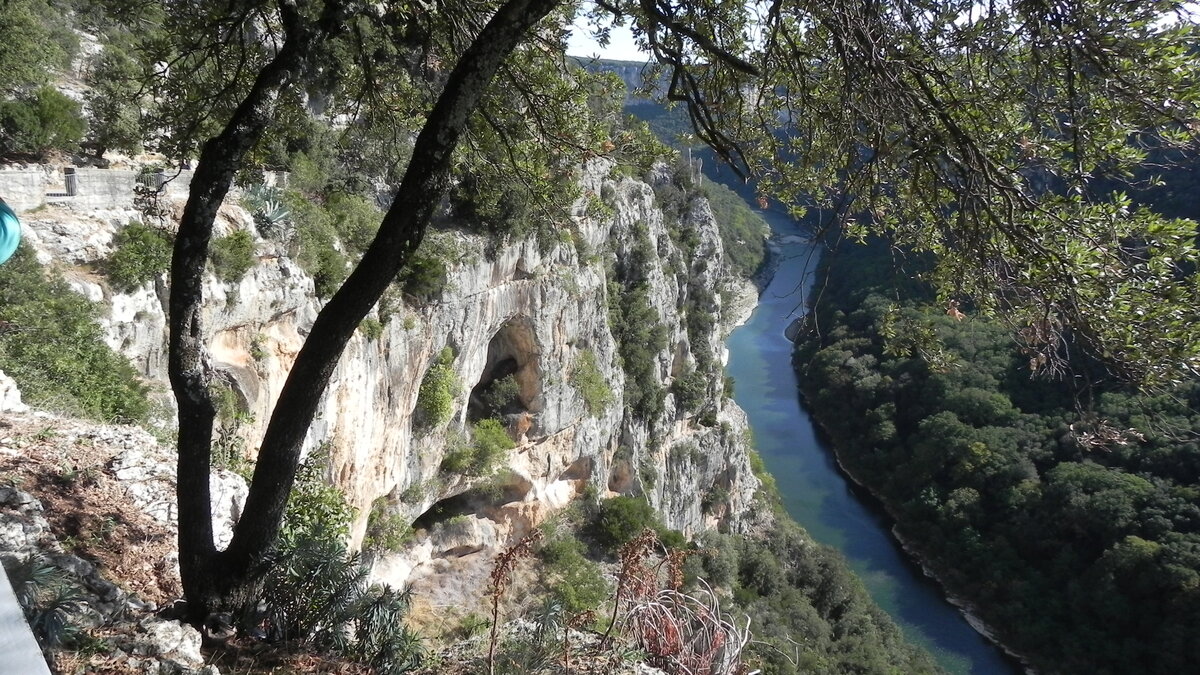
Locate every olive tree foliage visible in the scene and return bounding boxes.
[104,0,1200,623]
[607,0,1200,386]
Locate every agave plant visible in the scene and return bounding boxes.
[253,200,291,234]
[258,533,424,673]
[3,554,88,648]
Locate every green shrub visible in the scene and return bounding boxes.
[671,366,708,414]
[440,418,514,476]
[105,221,172,292]
[249,333,268,362]
[209,229,255,283]
[0,99,40,154]
[397,249,447,303]
[538,535,610,613]
[607,282,667,421]
[694,532,739,587]
[397,232,463,304]
[280,444,355,547]
[684,289,717,371]
[0,86,85,155]
[327,192,381,255]
[591,496,659,551]
[0,0,77,93]
[570,349,612,416]
[0,246,149,422]
[439,434,474,475]
[478,373,521,417]
[283,190,347,298]
[84,45,143,158]
[362,497,412,553]
[471,417,515,464]
[415,347,458,430]
[657,527,687,550]
[359,317,384,340]
[285,150,331,195]
[312,245,348,298]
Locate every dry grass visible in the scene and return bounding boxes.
[0,414,180,605]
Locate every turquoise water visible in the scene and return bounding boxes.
[724,211,1019,674]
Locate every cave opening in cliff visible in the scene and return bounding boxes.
[410,474,534,534]
[411,492,477,533]
[467,317,542,428]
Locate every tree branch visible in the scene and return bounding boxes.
[222,0,564,572]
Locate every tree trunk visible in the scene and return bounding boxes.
[221,0,564,582]
[169,0,563,624]
[170,1,346,625]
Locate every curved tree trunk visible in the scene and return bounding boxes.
[171,0,564,624]
[170,0,346,623]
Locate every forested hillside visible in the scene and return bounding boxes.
[795,239,1200,674]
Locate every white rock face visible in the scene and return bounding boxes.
[20,161,762,601]
[136,617,205,667]
[108,433,248,549]
[0,370,28,413]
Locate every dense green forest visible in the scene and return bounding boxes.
[795,239,1200,673]
[708,507,944,674]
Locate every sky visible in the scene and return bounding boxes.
[565,14,650,62]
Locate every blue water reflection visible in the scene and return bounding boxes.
[723,211,1018,675]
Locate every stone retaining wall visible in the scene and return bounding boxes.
[0,167,195,213]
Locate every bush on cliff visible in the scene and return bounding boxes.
[0,86,85,156]
[536,532,610,613]
[607,282,667,421]
[209,229,255,283]
[440,418,514,476]
[569,349,612,416]
[0,246,149,422]
[590,496,661,551]
[105,221,173,292]
[415,347,458,431]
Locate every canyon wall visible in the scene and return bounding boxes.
[17,159,761,602]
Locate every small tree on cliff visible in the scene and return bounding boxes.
[130,0,1200,622]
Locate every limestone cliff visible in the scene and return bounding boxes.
[14,159,760,601]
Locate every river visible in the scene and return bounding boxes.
[723,210,1019,675]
